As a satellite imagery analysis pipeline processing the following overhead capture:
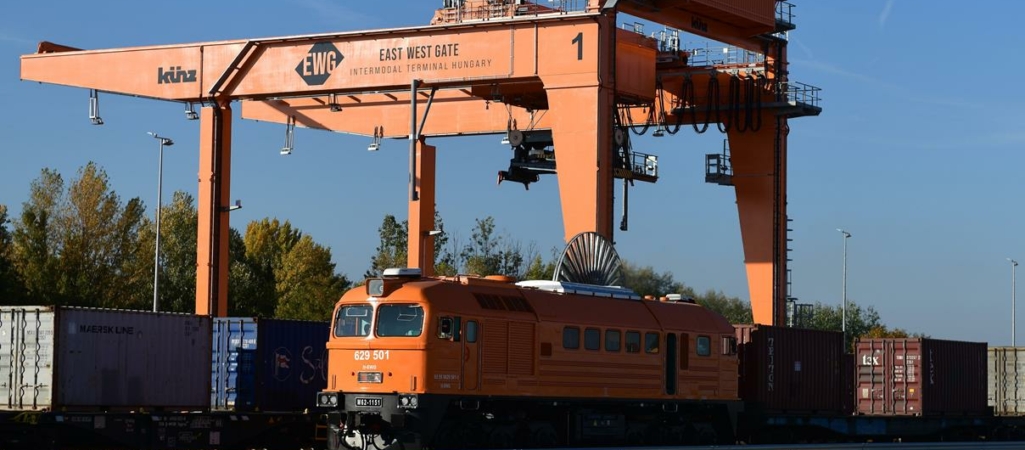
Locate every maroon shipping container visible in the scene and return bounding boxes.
[735,325,846,413]
[855,338,987,416]
[841,353,856,415]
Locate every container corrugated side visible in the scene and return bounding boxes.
[211,318,328,411]
[0,306,55,410]
[54,307,212,410]
[989,347,1025,415]
[734,324,846,414]
[856,338,987,416]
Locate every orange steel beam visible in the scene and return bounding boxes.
[596,0,778,54]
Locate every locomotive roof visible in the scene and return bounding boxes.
[346,276,733,335]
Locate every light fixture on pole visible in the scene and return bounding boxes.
[89,89,104,125]
[147,132,174,312]
[837,228,851,336]
[281,115,295,155]
[368,126,383,152]
[184,102,199,120]
[1010,258,1019,346]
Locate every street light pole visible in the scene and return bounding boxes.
[148,132,174,312]
[1010,258,1019,346]
[837,228,851,336]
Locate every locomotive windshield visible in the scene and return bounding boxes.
[376,304,425,337]
[334,304,373,337]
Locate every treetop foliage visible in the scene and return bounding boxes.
[0,163,348,322]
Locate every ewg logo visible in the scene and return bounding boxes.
[295,42,344,86]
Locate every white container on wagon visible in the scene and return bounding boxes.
[0,306,211,411]
[989,347,1025,415]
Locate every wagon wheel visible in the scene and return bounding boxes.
[552,232,623,286]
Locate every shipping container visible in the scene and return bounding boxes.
[989,347,1025,415]
[841,353,856,415]
[211,318,329,411]
[0,306,211,411]
[856,338,987,416]
[734,325,846,414]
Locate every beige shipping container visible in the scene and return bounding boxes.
[0,306,211,411]
[989,347,1025,415]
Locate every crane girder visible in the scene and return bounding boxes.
[21,16,604,103]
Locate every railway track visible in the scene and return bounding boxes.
[498,443,1025,450]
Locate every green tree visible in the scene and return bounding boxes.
[460,217,526,277]
[618,260,752,323]
[12,164,148,308]
[244,218,349,320]
[367,211,456,277]
[274,235,350,321]
[229,227,277,317]
[618,260,692,298]
[695,289,753,324]
[522,249,557,280]
[0,204,26,303]
[145,191,200,313]
[807,300,883,350]
[12,169,65,305]
[366,215,407,278]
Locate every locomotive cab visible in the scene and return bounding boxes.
[318,268,436,450]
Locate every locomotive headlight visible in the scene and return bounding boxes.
[398,394,419,410]
[358,372,383,383]
[317,392,340,407]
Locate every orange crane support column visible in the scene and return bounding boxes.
[195,104,232,317]
[542,16,616,242]
[547,86,615,241]
[407,139,437,275]
[728,111,788,326]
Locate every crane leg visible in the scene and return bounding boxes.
[547,86,616,243]
[729,113,788,326]
[407,139,437,275]
[195,104,232,317]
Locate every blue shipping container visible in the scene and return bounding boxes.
[211,318,329,411]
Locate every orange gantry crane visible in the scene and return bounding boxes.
[19,0,819,326]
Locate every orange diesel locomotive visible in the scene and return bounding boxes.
[316,268,740,450]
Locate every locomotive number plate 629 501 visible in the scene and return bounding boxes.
[355,397,383,407]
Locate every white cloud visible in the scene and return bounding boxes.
[878,0,894,29]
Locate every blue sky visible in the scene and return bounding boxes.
[1,1,1023,345]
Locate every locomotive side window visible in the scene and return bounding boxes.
[722,336,737,355]
[680,333,690,370]
[466,321,478,343]
[334,304,373,337]
[377,305,425,337]
[645,332,660,354]
[605,329,621,352]
[696,335,711,356]
[625,331,641,353]
[563,327,580,349]
[438,316,461,341]
[584,328,600,351]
